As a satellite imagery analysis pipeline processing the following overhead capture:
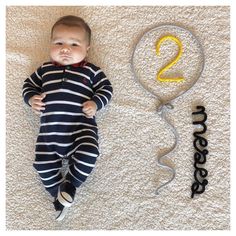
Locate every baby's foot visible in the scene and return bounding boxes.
[53,180,76,221]
[54,201,68,221]
[57,180,76,207]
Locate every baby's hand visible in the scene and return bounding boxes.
[82,101,97,118]
[29,94,46,114]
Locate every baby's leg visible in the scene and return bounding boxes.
[54,130,99,220]
[33,154,63,197]
[66,130,99,188]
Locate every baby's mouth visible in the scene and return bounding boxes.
[60,54,71,58]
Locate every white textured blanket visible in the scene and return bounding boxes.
[6,6,230,230]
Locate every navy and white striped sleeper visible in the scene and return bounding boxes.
[22,61,113,197]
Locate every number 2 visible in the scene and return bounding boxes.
[156,35,184,82]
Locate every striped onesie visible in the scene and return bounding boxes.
[22,61,113,197]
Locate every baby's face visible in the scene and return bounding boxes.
[50,24,90,65]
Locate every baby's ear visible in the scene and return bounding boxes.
[86,46,90,52]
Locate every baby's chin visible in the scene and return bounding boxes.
[59,58,74,65]
[53,58,84,66]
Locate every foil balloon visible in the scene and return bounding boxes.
[131,24,205,194]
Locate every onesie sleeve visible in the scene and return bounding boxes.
[22,66,43,106]
[91,69,113,111]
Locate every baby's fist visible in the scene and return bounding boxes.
[82,101,97,118]
[29,93,46,114]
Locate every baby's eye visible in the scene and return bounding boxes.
[72,43,79,47]
[55,42,63,45]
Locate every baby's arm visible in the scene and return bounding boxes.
[22,66,44,113]
[90,69,113,111]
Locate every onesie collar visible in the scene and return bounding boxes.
[52,60,87,68]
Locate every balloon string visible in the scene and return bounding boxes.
[155,103,177,195]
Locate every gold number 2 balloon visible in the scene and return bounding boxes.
[156,35,184,82]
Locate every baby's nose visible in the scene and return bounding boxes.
[61,47,70,53]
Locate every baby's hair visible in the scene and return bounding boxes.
[51,15,91,45]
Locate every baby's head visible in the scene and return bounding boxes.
[50,15,91,66]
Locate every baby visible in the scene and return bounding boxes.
[22,15,113,220]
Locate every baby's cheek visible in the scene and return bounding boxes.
[50,47,59,60]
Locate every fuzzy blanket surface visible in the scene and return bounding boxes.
[6,6,230,230]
